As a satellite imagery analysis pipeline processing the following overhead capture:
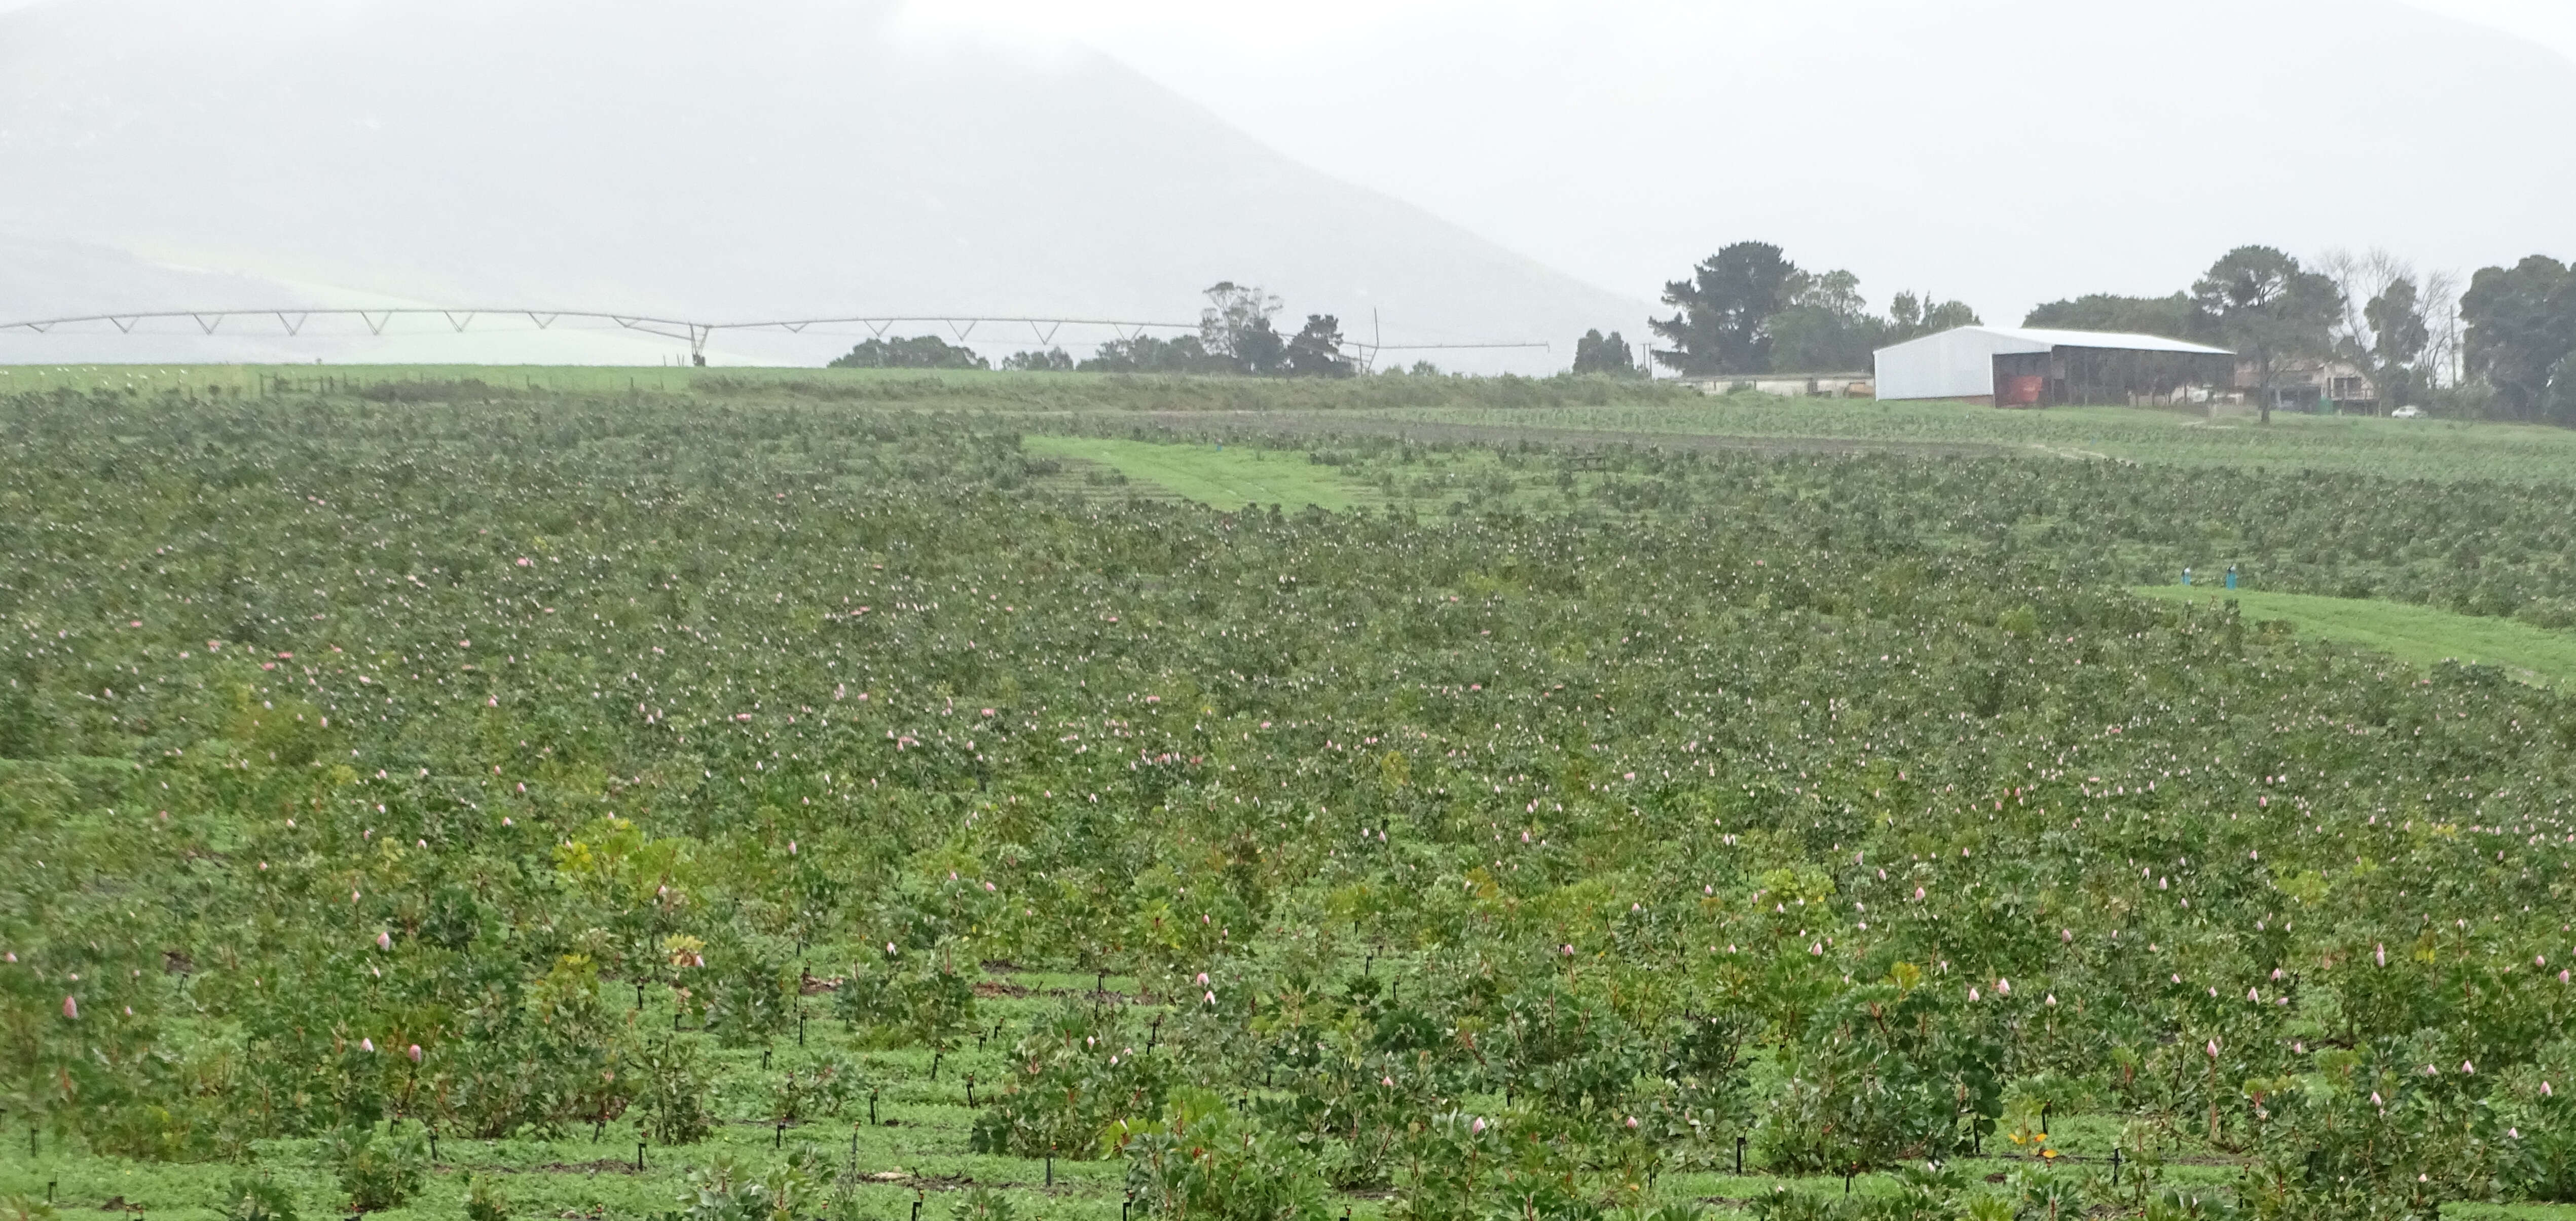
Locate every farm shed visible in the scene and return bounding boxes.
[1874,325,2234,406]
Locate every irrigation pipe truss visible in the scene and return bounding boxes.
[0,307,1550,366]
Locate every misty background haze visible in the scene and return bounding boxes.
[1,0,2569,371]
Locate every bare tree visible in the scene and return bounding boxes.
[2419,268,2463,389]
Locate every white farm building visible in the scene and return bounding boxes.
[1873,326,2233,407]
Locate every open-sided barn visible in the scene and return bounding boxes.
[1874,325,2234,406]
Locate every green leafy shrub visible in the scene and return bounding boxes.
[1119,1088,1329,1221]
[325,1122,427,1212]
[763,1053,865,1124]
[634,1037,716,1145]
[971,1005,1171,1158]
[214,1175,296,1221]
[465,1175,510,1221]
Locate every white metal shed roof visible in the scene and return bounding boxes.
[1872,326,2234,401]
[1941,326,2233,356]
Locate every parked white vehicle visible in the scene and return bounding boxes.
[2390,405,2423,419]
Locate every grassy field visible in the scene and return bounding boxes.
[1348,398,2576,486]
[1019,435,1377,511]
[2132,585,2576,689]
[19,362,2576,486]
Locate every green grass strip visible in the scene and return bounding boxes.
[1021,435,1371,511]
[2131,585,2576,689]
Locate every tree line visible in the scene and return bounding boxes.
[829,283,1359,378]
[1646,241,2576,425]
[1645,242,1979,378]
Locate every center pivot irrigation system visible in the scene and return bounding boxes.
[0,307,1549,371]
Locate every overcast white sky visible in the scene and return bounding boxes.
[887,0,2576,320]
[6,0,2570,354]
[894,0,2576,64]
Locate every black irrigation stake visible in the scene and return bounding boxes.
[2040,1102,2050,1136]
[1736,1136,1745,1175]
[869,1089,879,1126]
[965,1076,976,1107]
[2111,1148,2123,1186]
[798,1012,806,1047]
[428,1131,438,1163]
[774,1123,784,1150]
[931,1052,942,1082]
[637,1142,647,1172]
[47,1182,56,1203]
[762,1048,771,1070]
[1046,1148,1056,1187]
[910,1196,921,1221]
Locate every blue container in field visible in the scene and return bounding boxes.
[2182,567,2193,587]
[2225,566,2238,590]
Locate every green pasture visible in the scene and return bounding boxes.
[2133,585,2576,689]
[1352,397,2576,486]
[1019,435,1376,511]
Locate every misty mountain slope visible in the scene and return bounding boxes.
[0,0,1644,368]
[1090,0,2576,321]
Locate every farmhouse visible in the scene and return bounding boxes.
[1874,325,2234,406]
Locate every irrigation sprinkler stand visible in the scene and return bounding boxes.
[2111,1148,2122,1187]
[1737,1136,1745,1175]
[637,1142,646,1171]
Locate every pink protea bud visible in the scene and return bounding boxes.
[1968,987,1981,1002]
[1997,979,2011,996]
[1203,990,1217,1005]
[1471,1118,1487,1134]
[1626,1116,1639,1129]
[408,1044,423,1062]
[1195,972,1209,985]
[2545,1082,2556,1097]
[1379,1076,1393,1087]
[2061,929,2072,943]
[362,1038,376,1053]
[377,931,392,950]
[2376,943,2386,967]
[62,995,78,1019]
[2462,1060,2475,1075]
[2205,1039,2220,1058]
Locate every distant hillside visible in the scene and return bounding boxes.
[0,0,1645,369]
[1091,0,2576,323]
